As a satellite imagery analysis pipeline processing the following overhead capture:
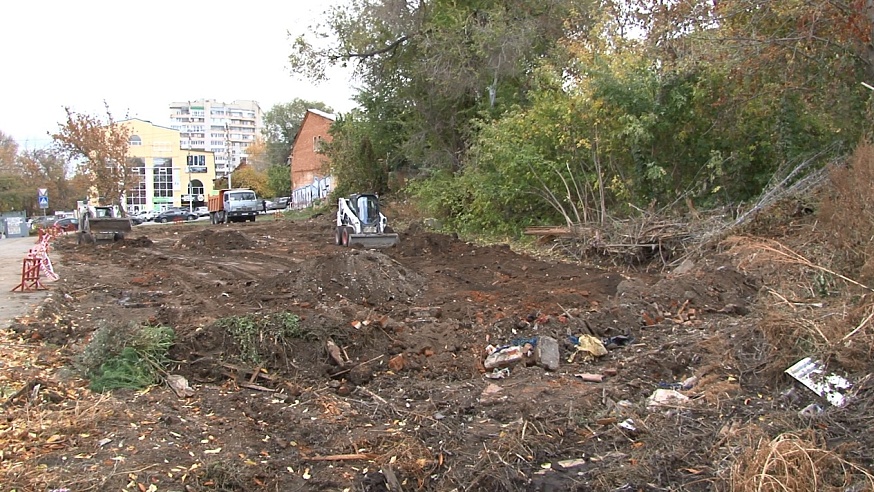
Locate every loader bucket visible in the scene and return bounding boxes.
[88,218,133,238]
[348,233,399,249]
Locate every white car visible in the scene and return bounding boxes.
[195,206,209,217]
[134,210,157,221]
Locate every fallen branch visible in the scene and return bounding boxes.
[239,382,277,392]
[330,354,385,378]
[305,453,377,461]
[1,379,44,409]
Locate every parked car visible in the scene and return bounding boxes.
[133,210,156,221]
[154,209,198,223]
[266,197,290,211]
[194,206,209,217]
[53,217,79,232]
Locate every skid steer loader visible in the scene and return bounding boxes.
[335,193,399,248]
[76,202,132,244]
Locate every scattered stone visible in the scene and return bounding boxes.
[534,336,560,371]
[672,259,695,276]
[388,354,405,372]
[575,373,604,383]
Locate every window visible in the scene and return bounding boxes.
[127,158,146,209]
[129,135,142,146]
[152,157,174,198]
[188,179,204,198]
[227,191,256,201]
[313,136,324,152]
[186,155,207,174]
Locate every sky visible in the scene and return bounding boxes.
[1,0,358,150]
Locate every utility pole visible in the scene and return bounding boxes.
[225,122,232,189]
[187,151,192,213]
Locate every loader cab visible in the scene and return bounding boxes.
[350,194,380,225]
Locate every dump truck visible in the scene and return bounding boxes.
[335,193,399,248]
[208,188,260,224]
[76,202,132,244]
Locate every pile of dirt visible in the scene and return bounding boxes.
[120,236,153,247]
[173,229,254,250]
[260,248,427,305]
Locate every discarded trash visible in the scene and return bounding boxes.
[646,389,689,409]
[485,367,511,379]
[484,344,532,369]
[166,374,195,398]
[618,419,637,432]
[785,357,852,407]
[602,335,635,349]
[567,334,608,363]
[799,403,824,418]
[658,376,697,391]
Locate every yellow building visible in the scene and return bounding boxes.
[122,118,216,213]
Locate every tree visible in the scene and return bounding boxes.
[244,136,271,173]
[18,148,85,213]
[0,130,18,172]
[289,0,596,173]
[52,104,136,211]
[266,164,292,197]
[229,163,270,198]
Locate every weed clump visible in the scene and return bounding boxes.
[214,311,309,364]
[79,323,175,392]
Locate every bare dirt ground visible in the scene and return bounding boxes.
[2,207,873,492]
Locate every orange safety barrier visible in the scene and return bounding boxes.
[11,257,46,292]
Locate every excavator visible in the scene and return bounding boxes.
[76,202,132,244]
[335,193,399,248]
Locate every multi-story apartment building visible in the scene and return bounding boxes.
[168,99,263,177]
[123,118,216,213]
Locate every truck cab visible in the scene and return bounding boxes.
[208,188,260,224]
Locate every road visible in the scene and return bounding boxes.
[0,236,52,328]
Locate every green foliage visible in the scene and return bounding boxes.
[325,110,393,196]
[86,324,175,393]
[293,0,872,236]
[266,164,292,197]
[215,312,309,364]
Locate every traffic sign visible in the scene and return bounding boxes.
[38,188,48,197]
[38,195,48,209]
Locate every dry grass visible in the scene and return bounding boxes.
[820,142,874,279]
[730,430,874,492]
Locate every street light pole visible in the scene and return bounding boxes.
[187,151,192,213]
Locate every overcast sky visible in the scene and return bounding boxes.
[1,0,357,150]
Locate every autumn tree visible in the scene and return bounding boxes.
[245,136,271,173]
[229,163,270,198]
[0,131,17,172]
[52,105,136,212]
[18,148,85,212]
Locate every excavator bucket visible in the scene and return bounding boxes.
[347,233,399,249]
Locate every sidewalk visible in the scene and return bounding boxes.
[0,236,53,328]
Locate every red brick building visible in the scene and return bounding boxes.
[290,109,335,190]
